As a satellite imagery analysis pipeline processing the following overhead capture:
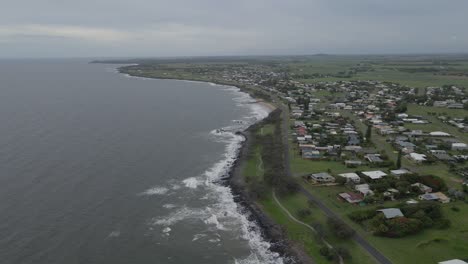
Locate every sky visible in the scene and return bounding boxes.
[0,0,467,58]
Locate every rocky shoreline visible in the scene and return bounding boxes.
[117,66,313,264]
[227,110,313,264]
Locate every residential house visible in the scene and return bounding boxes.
[355,184,374,196]
[345,160,363,167]
[408,153,427,163]
[377,208,404,219]
[365,154,384,164]
[390,169,412,177]
[452,142,468,151]
[338,192,363,204]
[309,172,335,183]
[338,172,361,183]
[411,183,433,193]
[419,192,450,203]
[362,170,387,180]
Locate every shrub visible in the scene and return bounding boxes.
[297,209,311,219]
[348,209,377,223]
[433,219,451,229]
[327,217,355,239]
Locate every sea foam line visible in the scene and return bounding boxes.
[114,69,282,263]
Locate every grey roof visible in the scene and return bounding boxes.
[377,208,404,219]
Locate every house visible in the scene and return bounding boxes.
[390,169,411,177]
[429,131,451,137]
[338,192,363,204]
[411,183,433,193]
[362,170,387,180]
[344,146,362,152]
[397,113,409,119]
[309,172,335,183]
[452,142,468,151]
[447,103,464,109]
[383,188,399,199]
[364,154,383,163]
[347,134,361,146]
[377,208,404,219]
[419,192,450,203]
[430,150,454,161]
[408,153,427,163]
[355,184,374,196]
[433,101,448,107]
[338,172,361,183]
[439,260,468,264]
[302,150,321,159]
[345,160,363,167]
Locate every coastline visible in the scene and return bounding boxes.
[116,65,312,263]
[228,111,313,264]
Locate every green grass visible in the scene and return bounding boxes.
[242,146,263,182]
[260,192,377,264]
[299,180,468,263]
[259,124,275,136]
[295,60,468,88]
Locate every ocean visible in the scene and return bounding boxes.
[0,59,284,264]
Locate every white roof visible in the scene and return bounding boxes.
[362,170,387,179]
[439,260,468,264]
[452,143,467,147]
[338,173,360,180]
[409,153,427,161]
[430,131,451,137]
[377,208,404,219]
[355,184,370,191]
[390,169,411,175]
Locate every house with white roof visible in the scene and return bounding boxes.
[362,170,387,180]
[355,184,374,196]
[439,260,468,264]
[377,208,404,219]
[430,131,451,137]
[338,172,361,183]
[452,142,468,151]
[408,153,427,163]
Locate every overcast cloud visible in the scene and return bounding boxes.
[0,0,467,57]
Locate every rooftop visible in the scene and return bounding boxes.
[377,208,404,219]
[362,170,387,179]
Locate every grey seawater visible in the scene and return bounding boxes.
[0,59,284,264]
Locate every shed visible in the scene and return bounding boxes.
[377,208,404,219]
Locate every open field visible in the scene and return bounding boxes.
[289,55,468,88]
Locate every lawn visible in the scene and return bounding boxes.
[299,181,468,263]
[259,124,275,136]
[260,192,377,264]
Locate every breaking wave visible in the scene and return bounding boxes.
[114,69,283,264]
[151,86,283,263]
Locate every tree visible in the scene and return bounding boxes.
[365,125,372,141]
[396,149,402,169]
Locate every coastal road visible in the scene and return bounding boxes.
[298,187,392,264]
[278,98,392,264]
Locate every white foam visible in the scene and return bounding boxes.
[115,73,283,263]
[203,214,225,230]
[192,233,207,241]
[162,204,177,209]
[107,230,120,238]
[140,186,169,196]
[182,177,201,189]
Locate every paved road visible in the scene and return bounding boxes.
[298,187,392,264]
